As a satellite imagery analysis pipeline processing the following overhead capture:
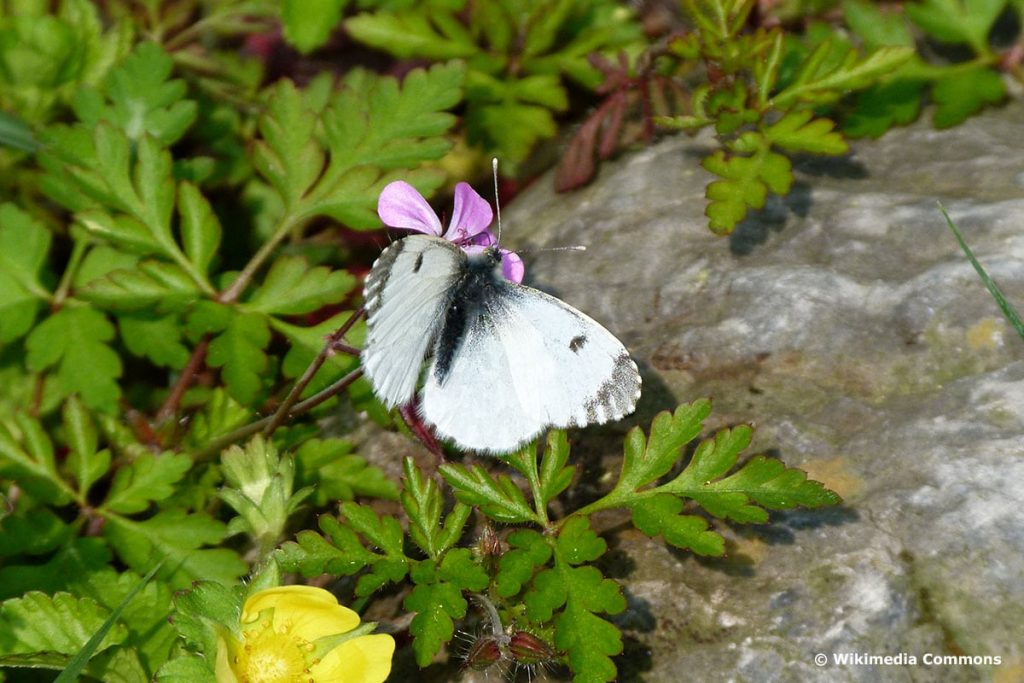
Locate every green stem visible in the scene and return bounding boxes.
[219,215,300,304]
[52,237,89,306]
[520,450,549,528]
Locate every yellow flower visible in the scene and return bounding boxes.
[216,585,395,683]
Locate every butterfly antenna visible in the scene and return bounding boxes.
[492,157,502,244]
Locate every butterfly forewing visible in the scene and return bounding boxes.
[362,236,465,408]
[420,282,641,453]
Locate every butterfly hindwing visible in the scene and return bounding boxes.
[420,281,641,453]
[362,236,465,408]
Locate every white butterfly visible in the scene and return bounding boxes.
[361,181,640,454]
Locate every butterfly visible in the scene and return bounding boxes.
[361,180,641,454]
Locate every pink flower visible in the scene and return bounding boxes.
[377,181,524,283]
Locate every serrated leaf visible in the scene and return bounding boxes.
[666,427,840,521]
[404,580,467,667]
[0,203,52,343]
[906,0,1005,53]
[247,256,356,315]
[439,463,536,523]
[538,430,575,504]
[843,0,914,49]
[345,9,478,59]
[614,401,711,495]
[176,182,221,281]
[402,458,445,558]
[553,565,625,683]
[630,493,724,555]
[308,63,463,225]
[0,592,127,667]
[204,310,271,405]
[282,0,349,53]
[103,510,246,588]
[0,414,70,504]
[155,655,216,682]
[72,42,197,145]
[296,439,399,503]
[167,580,241,657]
[764,110,848,155]
[773,45,914,107]
[931,68,1005,128]
[104,452,192,514]
[118,313,190,368]
[63,396,110,498]
[25,306,122,411]
[78,260,200,310]
[844,79,925,138]
[556,516,606,565]
[703,148,792,234]
[252,80,325,211]
[0,507,73,558]
[496,529,551,598]
[0,539,111,601]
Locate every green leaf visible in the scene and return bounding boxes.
[556,516,606,565]
[308,63,463,224]
[156,655,216,682]
[345,8,479,59]
[703,148,792,234]
[404,580,467,667]
[282,0,349,53]
[439,462,536,523]
[553,564,625,683]
[630,493,724,555]
[0,539,111,601]
[252,80,324,212]
[78,260,201,310]
[192,307,271,406]
[538,430,575,504]
[843,0,914,49]
[118,313,190,369]
[0,507,73,558]
[54,563,163,683]
[295,438,399,504]
[402,458,446,558]
[0,203,52,343]
[103,510,246,588]
[176,182,221,281]
[0,414,72,504]
[764,110,847,155]
[496,529,552,598]
[931,68,1005,128]
[843,79,925,138]
[437,548,488,591]
[0,592,127,668]
[72,42,197,145]
[773,45,914,106]
[63,396,110,498]
[666,427,841,521]
[906,0,1005,53]
[167,580,241,657]
[613,400,711,495]
[25,306,122,411]
[0,110,38,152]
[246,256,356,315]
[104,452,192,514]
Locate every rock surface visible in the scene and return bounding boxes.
[486,103,1024,682]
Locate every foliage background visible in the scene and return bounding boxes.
[0,0,1019,680]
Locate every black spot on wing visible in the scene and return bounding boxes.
[569,335,587,353]
[413,252,424,273]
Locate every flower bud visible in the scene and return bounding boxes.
[463,634,503,671]
[508,631,556,666]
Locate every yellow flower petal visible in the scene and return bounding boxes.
[310,633,396,683]
[243,586,360,641]
[215,634,240,683]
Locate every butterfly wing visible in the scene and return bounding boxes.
[362,235,465,408]
[420,282,641,453]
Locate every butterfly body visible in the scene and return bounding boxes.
[362,234,640,454]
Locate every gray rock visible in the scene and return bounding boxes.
[496,103,1024,682]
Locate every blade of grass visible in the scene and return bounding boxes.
[939,203,1024,341]
[0,111,38,152]
[54,562,164,683]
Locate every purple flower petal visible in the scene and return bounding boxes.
[500,249,524,283]
[469,230,497,248]
[377,181,442,235]
[444,182,493,243]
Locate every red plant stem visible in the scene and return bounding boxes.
[260,308,365,438]
[156,337,210,424]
